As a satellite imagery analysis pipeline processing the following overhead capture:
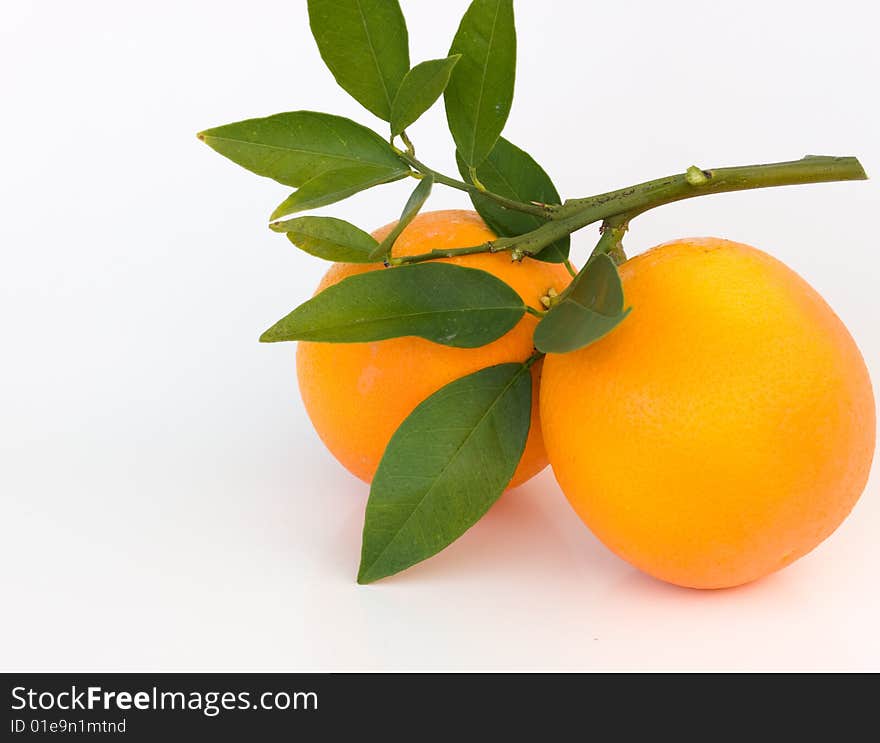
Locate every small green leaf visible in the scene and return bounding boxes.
[390,56,461,136]
[369,175,434,259]
[358,363,532,583]
[457,137,568,263]
[269,166,408,220]
[307,0,410,121]
[534,254,631,354]
[260,262,525,346]
[197,111,408,188]
[268,216,380,263]
[445,0,516,167]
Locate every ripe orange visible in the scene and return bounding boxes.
[297,209,572,488]
[540,237,875,589]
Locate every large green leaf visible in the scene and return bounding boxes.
[268,216,380,263]
[260,262,525,347]
[197,111,408,187]
[370,175,433,259]
[358,363,532,583]
[307,0,409,121]
[534,253,631,353]
[390,56,461,136]
[445,0,516,167]
[456,137,568,263]
[269,166,408,220]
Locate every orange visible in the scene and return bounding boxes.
[540,237,875,589]
[297,209,572,488]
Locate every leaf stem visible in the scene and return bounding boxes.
[468,166,487,192]
[400,130,416,157]
[399,151,552,218]
[563,259,577,277]
[523,350,545,369]
[525,306,545,318]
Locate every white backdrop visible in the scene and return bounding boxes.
[2,0,878,671]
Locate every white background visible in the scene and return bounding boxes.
[2,0,878,671]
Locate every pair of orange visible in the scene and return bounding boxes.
[296,210,875,589]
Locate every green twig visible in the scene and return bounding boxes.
[590,215,631,264]
[556,155,867,220]
[392,155,867,265]
[398,151,552,219]
[387,237,517,266]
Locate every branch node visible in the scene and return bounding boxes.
[684,165,712,186]
[685,165,712,186]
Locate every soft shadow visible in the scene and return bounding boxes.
[356,470,614,587]
[602,558,800,605]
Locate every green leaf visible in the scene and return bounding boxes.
[444,0,516,167]
[268,216,380,263]
[260,262,525,346]
[456,137,568,263]
[369,175,433,259]
[269,166,408,220]
[197,111,408,188]
[390,56,461,136]
[307,0,409,121]
[533,253,631,354]
[358,362,532,583]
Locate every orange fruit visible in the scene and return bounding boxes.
[297,209,572,488]
[540,237,875,589]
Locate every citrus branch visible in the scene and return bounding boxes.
[386,236,517,266]
[391,155,867,265]
[555,155,866,220]
[517,155,867,258]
